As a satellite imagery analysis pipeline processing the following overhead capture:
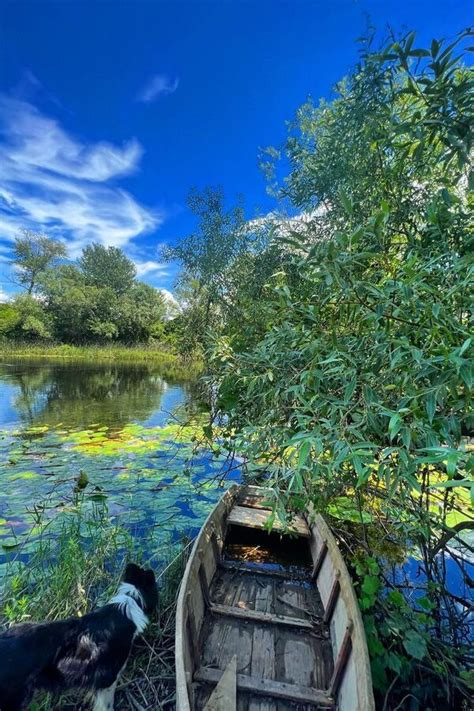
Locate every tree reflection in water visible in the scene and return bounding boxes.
[0,360,192,430]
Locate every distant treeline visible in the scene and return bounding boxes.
[0,238,179,345]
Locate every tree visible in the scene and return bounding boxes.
[211,31,473,708]
[117,282,166,342]
[40,264,167,344]
[12,230,66,294]
[79,243,137,295]
[162,187,277,356]
[10,294,52,339]
[163,188,246,334]
[0,303,20,336]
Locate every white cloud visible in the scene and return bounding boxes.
[246,205,328,235]
[0,96,161,256]
[0,287,11,303]
[159,288,181,318]
[134,259,169,278]
[137,75,179,103]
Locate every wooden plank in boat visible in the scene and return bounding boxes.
[238,495,273,510]
[209,602,314,631]
[227,505,310,538]
[219,560,310,582]
[195,667,335,707]
[203,656,237,711]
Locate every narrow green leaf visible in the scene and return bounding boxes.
[339,189,353,216]
[431,38,440,57]
[426,391,436,424]
[344,376,357,403]
[459,337,471,356]
[389,413,402,440]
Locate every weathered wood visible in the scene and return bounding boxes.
[312,540,328,581]
[209,602,314,631]
[250,626,275,680]
[227,505,310,538]
[199,563,211,607]
[219,560,309,582]
[187,608,199,665]
[204,655,237,711]
[176,485,374,711]
[329,627,353,699]
[195,667,335,707]
[210,530,221,564]
[176,486,239,711]
[237,493,274,511]
[323,574,340,625]
[308,511,375,711]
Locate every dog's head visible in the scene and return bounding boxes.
[123,563,158,615]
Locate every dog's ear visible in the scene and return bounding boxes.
[144,569,156,584]
[124,562,143,585]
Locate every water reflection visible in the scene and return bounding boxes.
[0,359,192,430]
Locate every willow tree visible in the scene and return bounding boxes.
[212,31,473,708]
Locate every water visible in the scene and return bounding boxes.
[0,360,193,430]
[0,359,240,564]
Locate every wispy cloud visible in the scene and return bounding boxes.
[137,74,179,103]
[134,259,169,278]
[0,95,161,257]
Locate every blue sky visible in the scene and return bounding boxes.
[0,0,471,298]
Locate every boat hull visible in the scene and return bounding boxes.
[175,485,374,711]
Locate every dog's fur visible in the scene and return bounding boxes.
[0,563,157,711]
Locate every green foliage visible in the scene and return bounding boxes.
[117,282,166,342]
[207,30,473,709]
[13,230,66,294]
[5,244,170,345]
[9,294,52,340]
[40,264,103,342]
[164,187,284,358]
[1,499,132,625]
[163,187,248,353]
[79,242,137,294]
[0,303,20,336]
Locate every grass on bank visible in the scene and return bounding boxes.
[0,499,188,710]
[0,341,203,378]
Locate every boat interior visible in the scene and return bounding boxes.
[184,487,339,710]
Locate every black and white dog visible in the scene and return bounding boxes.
[0,563,158,711]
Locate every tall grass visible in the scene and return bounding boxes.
[0,341,203,378]
[0,498,189,710]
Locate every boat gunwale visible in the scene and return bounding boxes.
[308,507,375,710]
[175,485,238,711]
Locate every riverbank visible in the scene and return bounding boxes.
[0,342,203,378]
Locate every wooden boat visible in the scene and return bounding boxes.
[176,485,374,711]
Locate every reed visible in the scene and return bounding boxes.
[0,341,203,378]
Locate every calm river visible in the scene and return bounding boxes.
[0,359,240,564]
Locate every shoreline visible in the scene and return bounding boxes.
[0,342,203,375]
